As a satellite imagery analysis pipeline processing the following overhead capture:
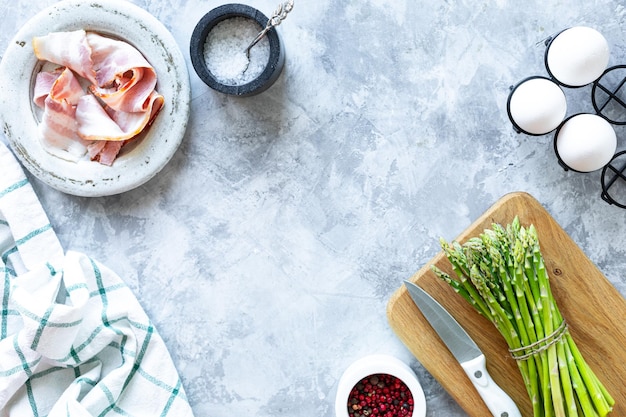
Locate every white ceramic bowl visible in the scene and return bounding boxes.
[0,0,190,197]
[335,354,426,417]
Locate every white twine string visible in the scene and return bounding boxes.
[509,320,568,361]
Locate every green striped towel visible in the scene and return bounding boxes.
[0,143,195,416]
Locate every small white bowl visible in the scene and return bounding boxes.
[335,354,427,417]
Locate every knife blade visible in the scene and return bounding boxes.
[404,280,522,417]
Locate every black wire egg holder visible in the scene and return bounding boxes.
[593,65,626,208]
[507,34,626,209]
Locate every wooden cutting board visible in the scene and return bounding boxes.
[387,192,626,416]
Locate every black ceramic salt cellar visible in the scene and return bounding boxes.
[190,3,285,97]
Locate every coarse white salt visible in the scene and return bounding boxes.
[204,17,270,86]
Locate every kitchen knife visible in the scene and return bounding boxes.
[404,280,522,417]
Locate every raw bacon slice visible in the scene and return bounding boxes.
[33,67,84,108]
[108,91,164,137]
[87,141,107,159]
[38,95,89,162]
[49,67,85,105]
[32,30,163,166]
[33,71,60,108]
[32,30,96,83]
[75,92,163,142]
[35,68,91,162]
[33,68,85,108]
[88,140,125,166]
[75,94,127,140]
[86,32,158,113]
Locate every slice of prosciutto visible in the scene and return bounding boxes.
[31,29,164,166]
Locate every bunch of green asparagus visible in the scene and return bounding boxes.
[431,217,614,417]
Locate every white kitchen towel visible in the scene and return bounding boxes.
[0,142,195,417]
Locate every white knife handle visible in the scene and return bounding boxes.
[460,354,522,417]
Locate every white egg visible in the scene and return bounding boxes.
[546,26,610,87]
[555,114,617,172]
[508,77,567,135]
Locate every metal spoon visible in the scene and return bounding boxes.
[244,0,294,59]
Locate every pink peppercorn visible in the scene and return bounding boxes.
[347,373,413,417]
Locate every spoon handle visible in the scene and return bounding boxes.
[245,0,294,57]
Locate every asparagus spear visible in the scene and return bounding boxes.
[431,217,614,417]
